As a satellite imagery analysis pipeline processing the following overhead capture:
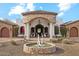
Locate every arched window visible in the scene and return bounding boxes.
[44,27,48,33]
[20,26,24,34]
[31,27,34,33]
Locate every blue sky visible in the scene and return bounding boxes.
[0,3,79,23]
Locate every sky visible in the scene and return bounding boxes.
[0,3,79,23]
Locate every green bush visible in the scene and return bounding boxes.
[60,27,67,37]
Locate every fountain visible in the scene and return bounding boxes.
[37,35,41,47]
[23,29,56,54]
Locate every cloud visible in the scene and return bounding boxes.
[56,17,63,25]
[58,3,71,12]
[8,3,35,16]
[57,3,72,17]
[40,6,43,10]
[57,12,64,17]
[11,19,17,23]
[0,17,4,20]
[8,4,26,16]
[26,3,35,11]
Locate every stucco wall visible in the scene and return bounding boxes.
[22,14,56,23]
[0,21,13,37]
[65,21,79,37]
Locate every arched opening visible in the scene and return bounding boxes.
[29,17,50,38]
[30,27,35,37]
[54,26,59,35]
[1,27,10,37]
[29,17,50,23]
[35,24,44,37]
[31,27,34,33]
[44,27,49,37]
[20,26,24,34]
[45,27,48,33]
[70,27,78,37]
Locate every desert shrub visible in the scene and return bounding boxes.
[11,40,18,45]
[0,44,6,47]
[58,38,63,41]
[52,40,58,43]
[52,38,63,43]
[52,39,59,43]
[63,40,74,44]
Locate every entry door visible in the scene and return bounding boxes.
[70,27,78,37]
[1,27,10,37]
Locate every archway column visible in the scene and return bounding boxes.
[52,24,55,37]
[49,23,52,39]
[24,22,30,39]
[18,26,21,35]
[58,25,61,36]
[49,23,54,39]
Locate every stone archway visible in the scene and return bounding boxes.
[44,27,49,37]
[20,26,24,34]
[1,27,10,37]
[70,27,78,37]
[35,24,44,37]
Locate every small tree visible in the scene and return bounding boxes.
[54,26,59,36]
[15,26,19,37]
[60,27,67,37]
[13,26,19,37]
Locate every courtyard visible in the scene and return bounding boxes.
[0,38,79,56]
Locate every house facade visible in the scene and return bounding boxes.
[21,10,58,39]
[62,20,79,37]
[0,20,18,38]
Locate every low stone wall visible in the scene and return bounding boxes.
[23,43,56,54]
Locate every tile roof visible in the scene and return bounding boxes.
[22,10,57,16]
[61,20,79,26]
[0,19,18,26]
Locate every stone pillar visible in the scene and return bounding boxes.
[58,25,61,36]
[18,26,20,35]
[49,23,52,39]
[24,24,27,38]
[52,24,55,37]
[26,22,30,39]
[49,23,54,39]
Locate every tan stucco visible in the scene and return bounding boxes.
[22,14,56,23]
[0,20,18,37]
[65,21,79,37]
[0,21,13,37]
[22,11,57,39]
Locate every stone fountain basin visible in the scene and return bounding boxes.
[23,43,56,54]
